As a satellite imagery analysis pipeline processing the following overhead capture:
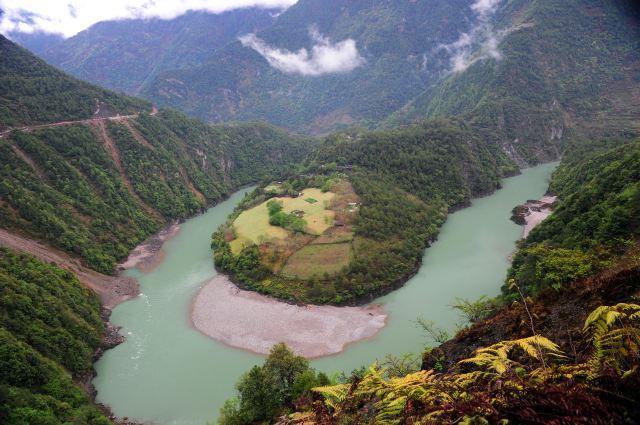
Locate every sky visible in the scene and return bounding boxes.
[0,0,297,38]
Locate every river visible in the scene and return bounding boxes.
[93,162,557,424]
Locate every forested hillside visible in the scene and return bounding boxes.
[221,140,640,424]
[0,35,149,130]
[142,0,473,133]
[28,9,277,94]
[0,36,315,274]
[507,139,640,296]
[140,0,639,164]
[0,247,110,424]
[213,119,514,304]
[386,0,640,164]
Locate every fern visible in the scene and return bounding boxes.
[584,303,640,378]
[458,335,564,378]
[312,384,350,412]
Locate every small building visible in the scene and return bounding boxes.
[334,220,345,227]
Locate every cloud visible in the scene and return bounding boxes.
[0,0,297,38]
[239,26,365,76]
[439,0,504,73]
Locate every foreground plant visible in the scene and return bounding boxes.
[307,303,640,424]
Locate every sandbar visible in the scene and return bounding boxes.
[191,275,387,358]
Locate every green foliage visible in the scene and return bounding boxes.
[387,0,640,164]
[507,140,640,295]
[304,304,640,424]
[0,35,149,129]
[143,0,474,133]
[0,247,109,424]
[213,119,512,304]
[452,296,497,323]
[218,343,329,424]
[266,199,307,232]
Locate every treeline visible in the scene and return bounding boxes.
[506,139,640,296]
[0,247,109,424]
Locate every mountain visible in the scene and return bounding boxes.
[140,0,639,164]
[0,35,150,130]
[0,35,315,274]
[385,0,640,164]
[23,1,639,164]
[142,0,473,133]
[20,8,278,95]
[3,31,64,57]
[0,247,110,424]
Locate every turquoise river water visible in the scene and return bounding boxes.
[93,162,557,424]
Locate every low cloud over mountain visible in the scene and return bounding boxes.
[239,26,365,76]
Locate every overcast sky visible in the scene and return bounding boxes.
[0,0,297,38]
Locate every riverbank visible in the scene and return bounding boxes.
[511,195,557,238]
[191,275,387,358]
[119,222,181,272]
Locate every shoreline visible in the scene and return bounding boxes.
[119,222,181,273]
[511,195,557,238]
[191,274,387,358]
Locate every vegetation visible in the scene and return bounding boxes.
[0,34,149,129]
[309,303,639,424]
[506,140,640,296]
[32,8,276,94]
[0,35,316,274]
[385,0,640,164]
[0,247,109,424]
[218,343,330,425]
[213,119,511,304]
[266,200,308,233]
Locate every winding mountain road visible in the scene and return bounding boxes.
[0,106,158,139]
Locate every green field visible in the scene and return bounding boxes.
[230,188,335,253]
[230,201,289,253]
[281,242,352,279]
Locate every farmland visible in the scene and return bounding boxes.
[230,188,336,253]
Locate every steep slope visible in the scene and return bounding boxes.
[386,0,640,164]
[142,0,473,133]
[507,139,640,295]
[141,0,639,164]
[0,247,110,424]
[228,140,640,425]
[0,35,315,274]
[0,35,150,130]
[29,9,278,94]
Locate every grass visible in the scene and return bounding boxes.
[314,227,354,244]
[280,188,335,235]
[230,201,288,253]
[281,242,352,279]
[230,188,335,253]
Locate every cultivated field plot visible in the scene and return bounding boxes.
[230,188,335,253]
[280,188,335,235]
[281,242,352,279]
[230,201,288,253]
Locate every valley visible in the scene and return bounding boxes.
[0,1,638,424]
[92,162,555,424]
